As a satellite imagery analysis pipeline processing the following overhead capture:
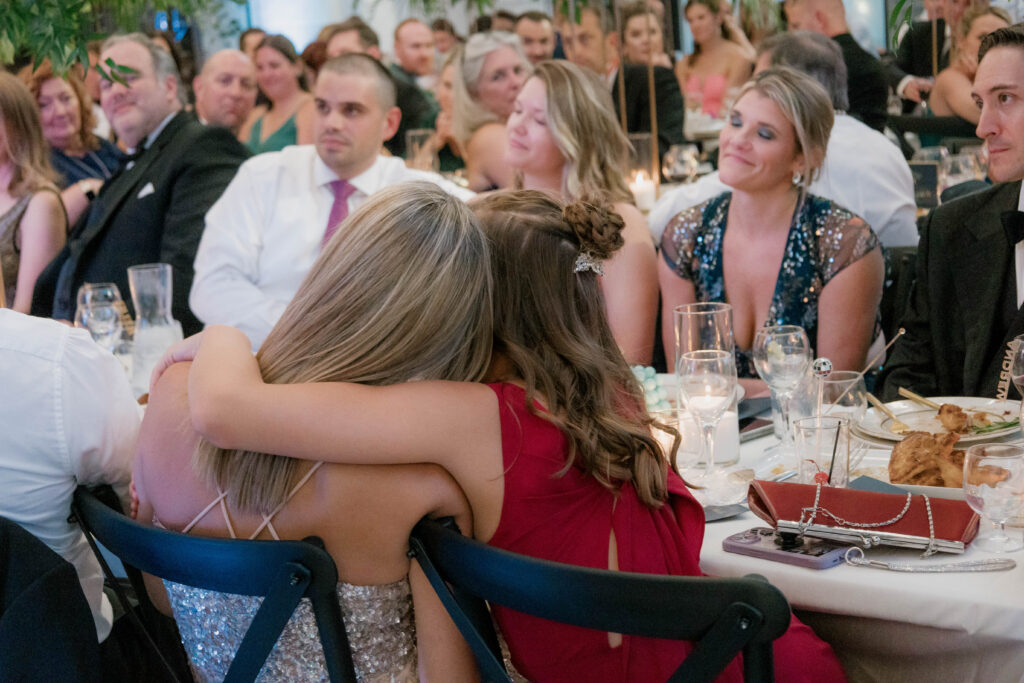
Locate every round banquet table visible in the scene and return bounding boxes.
[699,433,1024,682]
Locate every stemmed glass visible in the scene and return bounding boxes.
[677,350,738,503]
[752,325,811,460]
[963,444,1024,553]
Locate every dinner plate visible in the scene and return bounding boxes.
[853,396,1021,443]
[850,453,966,501]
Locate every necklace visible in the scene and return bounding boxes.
[58,149,116,181]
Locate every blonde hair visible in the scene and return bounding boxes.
[472,190,678,507]
[735,67,833,192]
[452,31,531,147]
[953,5,1011,61]
[0,72,58,196]
[516,61,633,205]
[194,183,494,513]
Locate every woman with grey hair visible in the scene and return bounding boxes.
[451,32,530,191]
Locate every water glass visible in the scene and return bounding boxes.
[790,370,867,427]
[964,444,1024,553]
[672,302,734,369]
[793,416,850,487]
[77,303,123,353]
[753,325,810,452]
[405,128,439,172]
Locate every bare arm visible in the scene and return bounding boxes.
[603,203,658,365]
[930,69,979,123]
[465,124,514,192]
[12,191,66,313]
[816,243,885,372]
[295,97,316,145]
[60,179,103,227]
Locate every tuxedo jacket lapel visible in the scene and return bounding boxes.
[957,181,1022,394]
[70,113,187,258]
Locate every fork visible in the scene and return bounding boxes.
[866,392,912,434]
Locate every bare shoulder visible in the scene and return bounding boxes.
[25,189,65,220]
[612,202,653,240]
[468,122,506,152]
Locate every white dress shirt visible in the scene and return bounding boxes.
[0,310,141,642]
[651,114,919,248]
[191,147,475,349]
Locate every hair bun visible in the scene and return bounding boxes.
[562,201,625,260]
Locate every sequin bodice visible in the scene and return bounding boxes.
[661,192,880,377]
[166,578,417,682]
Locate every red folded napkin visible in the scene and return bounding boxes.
[748,480,980,546]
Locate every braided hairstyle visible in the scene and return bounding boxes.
[472,190,680,507]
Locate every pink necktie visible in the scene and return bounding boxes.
[323,179,357,246]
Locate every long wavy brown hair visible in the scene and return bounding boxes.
[471,190,678,507]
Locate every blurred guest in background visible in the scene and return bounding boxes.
[928,5,1010,124]
[506,60,658,364]
[784,0,888,132]
[561,7,685,157]
[492,10,518,32]
[0,72,67,312]
[192,49,258,135]
[239,27,266,61]
[452,32,530,191]
[432,18,463,60]
[659,68,883,383]
[393,19,438,88]
[300,40,329,85]
[676,0,753,114]
[240,34,314,154]
[19,60,124,225]
[620,2,673,68]
[515,11,557,65]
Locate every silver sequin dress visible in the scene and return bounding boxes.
[661,191,880,377]
[166,577,418,682]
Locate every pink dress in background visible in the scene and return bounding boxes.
[485,382,845,682]
[685,73,728,116]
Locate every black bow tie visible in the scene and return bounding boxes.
[1003,210,1024,246]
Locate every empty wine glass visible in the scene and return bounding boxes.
[677,349,738,503]
[752,325,811,460]
[77,303,123,353]
[964,444,1024,553]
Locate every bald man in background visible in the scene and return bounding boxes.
[193,49,258,135]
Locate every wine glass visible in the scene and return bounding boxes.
[77,302,123,353]
[1010,334,1024,398]
[676,350,738,503]
[963,444,1024,553]
[673,302,734,368]
[752,325,811,460]
[662,144,701,183]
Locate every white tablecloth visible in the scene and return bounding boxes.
[699,436,1024,682]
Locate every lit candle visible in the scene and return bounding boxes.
[629,170,656,212]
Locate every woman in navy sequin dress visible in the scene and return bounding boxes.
[658,68,883,387]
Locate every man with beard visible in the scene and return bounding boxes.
[190,54,473,349]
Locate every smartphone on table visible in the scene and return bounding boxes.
[722,527,847,569]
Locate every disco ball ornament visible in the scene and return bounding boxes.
[812,357,833,378]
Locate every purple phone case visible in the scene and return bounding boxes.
[722,527,847,569]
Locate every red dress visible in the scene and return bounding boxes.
[485,383,845,682]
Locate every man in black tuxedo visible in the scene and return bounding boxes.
[560,6,685,157]
[784,0,889,132]
[885,19,947,107]
[32,33,248,335]
[880,25,1024,399]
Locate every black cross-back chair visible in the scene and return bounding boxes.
[408,517,792,683]
[72,485,357,683]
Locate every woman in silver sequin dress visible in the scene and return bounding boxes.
[658,68,884,392]
[134,183,489,681]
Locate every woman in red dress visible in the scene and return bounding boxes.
[159,190,844,682]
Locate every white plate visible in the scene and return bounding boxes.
[854,396,1020,443]
[850,453,965,500]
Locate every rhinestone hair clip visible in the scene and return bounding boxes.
[574,252,604,276]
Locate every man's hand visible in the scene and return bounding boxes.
[903,77,934,103]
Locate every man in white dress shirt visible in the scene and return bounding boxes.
[0,309,140,645]
[190,53,474,349]
[651,31,918,248]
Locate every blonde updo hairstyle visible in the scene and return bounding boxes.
[194,182,494,513]
[516,61,634,205]
[471,190,679,507]
[735,66,833,193]
[452,31,531,147]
